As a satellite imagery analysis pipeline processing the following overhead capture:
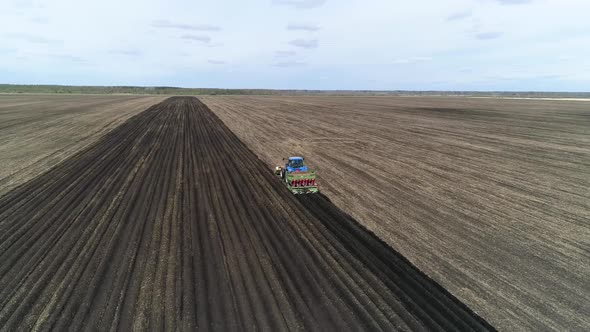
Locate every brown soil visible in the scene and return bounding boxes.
[201,95,590,331]
[0,97,492,331]
[0,94,166,196]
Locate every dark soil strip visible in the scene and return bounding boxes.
[0,97,494,331]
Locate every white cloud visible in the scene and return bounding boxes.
[392,57,432,65]
[151,20,221,32]
[476,32,502,40]
[273,0,327,9]
[447,10,472,21]
[109,49,141,57]
[274,60,307,67]
[495,0,532,4]
[287,23,321,31]
[6,33,59,45]
[30,16,49,24]
[181,35,212,43]
[288,39,318,49]
[275,50,297,57]
[208,59,226,65]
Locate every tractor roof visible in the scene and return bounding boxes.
[288,156,303,161]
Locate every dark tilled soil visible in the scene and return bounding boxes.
[0,97,492,331]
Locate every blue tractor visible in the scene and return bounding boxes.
[274,156,319,194]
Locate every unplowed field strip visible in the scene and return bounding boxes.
[0,97,492,331]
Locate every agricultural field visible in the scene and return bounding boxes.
[0,94,166,196]
[0,97,491,330]
[201,95,590,331]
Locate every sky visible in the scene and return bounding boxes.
[1,0,589,91]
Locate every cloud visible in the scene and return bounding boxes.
[109,49,141,56]
[273,0,326,9]
[206,42,224,48]
[182,34,211,43]
[55,55,86,63]
[537,74,563,80]
[464,18,482,34]
[12,0,44,8]
[392,56,432,64]
[275,50,297,58]
[274,60,307,67]
[152,20,221,31]
[46,54,89,64]
[288,39,318,49]
[208,59,226,65]
[30,17,49,24]
[485,73,561,81]
[6,33,59,45]
[557,56,574,62]
[447,11,472,21]
[476,32,502,40]
[287,23,320,31]
[495,0,532,4]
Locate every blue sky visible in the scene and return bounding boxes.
[1,0,589,91]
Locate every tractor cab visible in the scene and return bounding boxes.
[285,156,308,173]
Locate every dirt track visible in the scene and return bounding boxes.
[0,97,492,331]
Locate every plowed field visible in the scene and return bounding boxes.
[0,94,165,196]
[0,97,492,331]
[201,95,590,331]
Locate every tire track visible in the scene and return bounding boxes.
[0,97,493,331]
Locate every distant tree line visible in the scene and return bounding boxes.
[0,84,588,98]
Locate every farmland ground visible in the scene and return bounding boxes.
[0,97,492,330]
[201,95,590,331]
[0,94,166,196]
